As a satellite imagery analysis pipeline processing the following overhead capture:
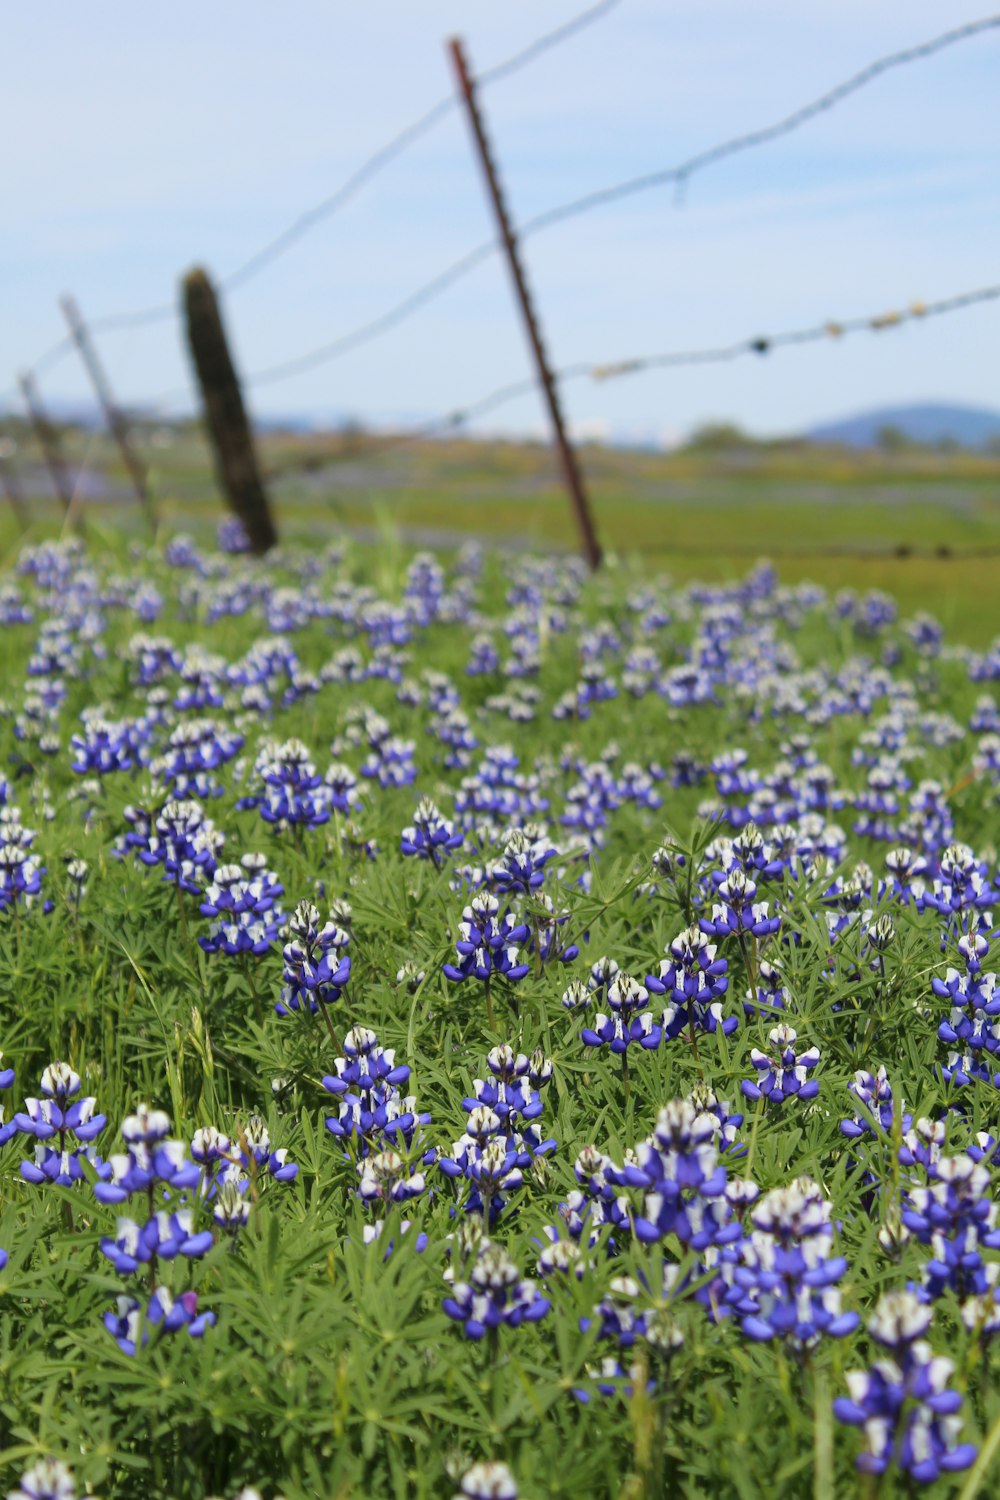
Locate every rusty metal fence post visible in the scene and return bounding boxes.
[447,36,602,570]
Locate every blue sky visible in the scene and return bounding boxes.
[2,1,998,442]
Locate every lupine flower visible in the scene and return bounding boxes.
[725,1177,859,1347]
[241,738,329,829]
[0,823,46,914]
[525,893,580,965]
[100,1206,214,1274]
[95,1104,214,1352]
[741,1025,820,1105]
[217,515,251,553]
[0,1053,15,1147]
[361,734,417,789]
[646,926,735,1040]
[277,900,351,1016]
[834,1290,976,1483]
[613,1097,736,1252]
[439,1105,528,1221]
[70,711,141,776]
[932,944,1000,1087]
[94,1104,201,1204]
[586,955,620,1006]
[549,1144,630,1251]
[400,798,463,865]
[488,827,557,894]
[561,978,590,1011]
[841,1067,909,1138]
[443,892,531,985]
[14,1061,109,1186]
[443,1238,549,1339]
[6,1459,77,1500]
[866,913,896,952]
[137,798,223,893]
[357,1147,427,1213]
[198,854,284,956]
[743,958,789,1018]
[104,1288,215,1355]
[191,1114,299,1215]
[63,856,88,910]
[699,868,781,940]
[902,1149,1000,1300]
[158,717,244,799]
[323,1027,430,1159]
[581,973,662,1054]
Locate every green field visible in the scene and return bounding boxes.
[3,423,1000,639]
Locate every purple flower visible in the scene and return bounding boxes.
[443,892,531,985]
[582,974,662,1054]
[646,926,735,1040]
[198,854,284,956]
[740,1025,820,1105]
[400,798,463,866]
[14,1061,109,1186]
[278,900,351,1016]
[834,1291,976,1483]
[443,1239,549,1340]
[725,1177,858,1347]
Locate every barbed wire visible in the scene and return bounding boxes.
[237,12,1000,389]
[222,0,622,296]
[262,278,1000,479]
[520,12,1000,236]
[11,8,996,402]
[15,0,623,357]
[586,282,1000,382]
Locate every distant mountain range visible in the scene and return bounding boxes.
[806,402,1000,450]
[6,395,1000,453]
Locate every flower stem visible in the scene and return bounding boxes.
[319,1002,341,1055]
[244,957,264,1027]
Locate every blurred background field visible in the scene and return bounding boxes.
[2,422,999,642]
[3,5,999,642]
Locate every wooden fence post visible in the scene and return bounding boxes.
[182,267,278,555]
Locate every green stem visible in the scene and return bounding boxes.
[244,957,264,1027]
[319,1001,341,1054]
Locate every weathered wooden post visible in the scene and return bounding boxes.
[181,267,278,555]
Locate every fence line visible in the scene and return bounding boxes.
[260,276,1000,480]
[230,12,1000,391]
[5,9,997,397]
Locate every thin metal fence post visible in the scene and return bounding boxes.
[60,294,157,535]
[447,35,602,570]
[18,372,76,518]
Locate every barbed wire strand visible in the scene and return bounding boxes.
[237,12,1000,389]
[23,0,624,355]
[520,12,1000,237]
[222,0,622,296]
[14,8,997,396]
[587,282,1000,381]
[262,280,1000,478]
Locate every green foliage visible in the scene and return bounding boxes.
[0,538,998,1500]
